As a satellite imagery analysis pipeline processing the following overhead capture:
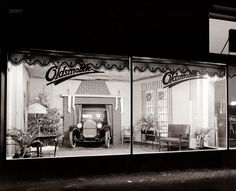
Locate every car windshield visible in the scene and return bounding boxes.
[82,109,106,122]
[82,111,104,120]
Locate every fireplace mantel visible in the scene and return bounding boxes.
[61,94,122,98]
[61,94,124,113]
[62,94,123,146]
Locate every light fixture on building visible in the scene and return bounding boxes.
[230,101,236,106]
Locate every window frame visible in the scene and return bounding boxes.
[2,50,231,161]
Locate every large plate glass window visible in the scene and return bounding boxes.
[132,57,227,153]
[6,50,131,159]
[228,65,236,148]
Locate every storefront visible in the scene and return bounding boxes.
[3,49,232,157]
[1,49,236,178]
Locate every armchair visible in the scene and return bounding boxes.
[158,124,190,151]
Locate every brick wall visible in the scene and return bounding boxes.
[63,97,121,146]
[76,80,111,95]
[63,80,121,146]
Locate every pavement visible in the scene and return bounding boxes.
[1,168,236,191]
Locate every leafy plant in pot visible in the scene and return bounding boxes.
[136,115,158,141]
[136,115,157,133]
[7,90,63,158]
[28,90,63,145]
[7,128,39,158]
[193,127,216,149]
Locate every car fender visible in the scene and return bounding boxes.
[69,125,77,132]
[103,125,111,132]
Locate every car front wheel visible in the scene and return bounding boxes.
[69,130,77,148]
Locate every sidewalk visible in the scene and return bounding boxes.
[1,168,236,191]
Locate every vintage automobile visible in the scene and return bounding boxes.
[69,105,111,148]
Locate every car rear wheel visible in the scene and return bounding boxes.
[69,130,77,148]
[105,130,111,148]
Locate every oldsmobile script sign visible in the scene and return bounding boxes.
[45,63,103,85]
[162,70,205,88]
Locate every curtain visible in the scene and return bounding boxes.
[105,105,112,126]
[77,105,82,123]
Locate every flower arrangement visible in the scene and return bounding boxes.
[193,127,216,148]
[136,115,157,134]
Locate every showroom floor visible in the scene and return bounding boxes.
[36,143,160,158]
[7,142,213,159]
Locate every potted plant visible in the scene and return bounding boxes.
[136,115,157,133]
[136,115,158,142]
[28,90,63,145]
[7,128,39,158]
[193,127,216,149]
[9,90,63,158]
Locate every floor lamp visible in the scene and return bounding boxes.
[28,103,47,136]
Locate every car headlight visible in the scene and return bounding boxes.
[97,122,102,129]
[77,123,83,129]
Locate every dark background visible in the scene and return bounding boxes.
[6,0,210,59]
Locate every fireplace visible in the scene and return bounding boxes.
[62,80,122,146]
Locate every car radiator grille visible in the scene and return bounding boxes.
[83,120,97,138]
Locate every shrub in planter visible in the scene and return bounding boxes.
[136,115,157,134]
[193,127,217,148]
[28,90,63,145]
[7,128,38,158]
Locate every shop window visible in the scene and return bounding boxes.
[228,65,236,148]
[5,50,227,159]
[133,57,227,153]
[6,51,131,159]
